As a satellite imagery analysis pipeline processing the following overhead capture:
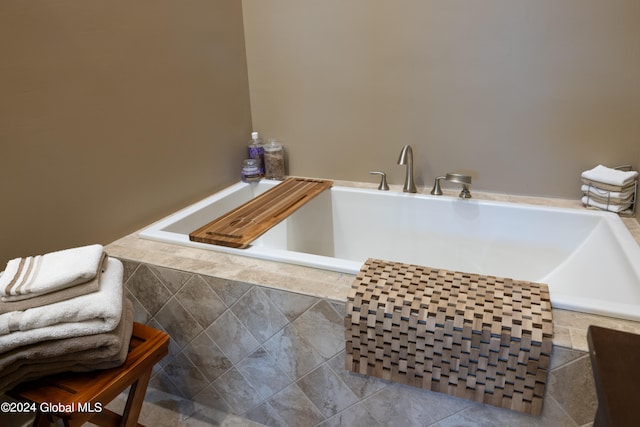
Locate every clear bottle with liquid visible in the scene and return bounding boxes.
[247,131,265,176]
[264,138,285,180]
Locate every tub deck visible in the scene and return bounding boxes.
[138,179,640,322]
[110,179,640,352]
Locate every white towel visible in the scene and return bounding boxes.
[581,165,638,187]
[0,299,132,372]
[0,300,133,392]
[583,192,633,207]
[0,257,124,353]
[580,184,635,200]
[0,279,100,314]
[0,244,105,299]
[582,196,631,213]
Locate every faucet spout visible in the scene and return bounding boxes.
[397,145,417,193]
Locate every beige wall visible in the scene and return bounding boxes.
[0,1,251,265]
[243,0,640,208]
[1,1,638,267]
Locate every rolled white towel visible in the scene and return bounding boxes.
[581,184,634,200]
[582,196,631,213]
[0,244,105,299]
[581,165,638,187]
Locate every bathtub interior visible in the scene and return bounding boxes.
[140,181,640,320]
[259,187,596,278]
[160,182,273,235]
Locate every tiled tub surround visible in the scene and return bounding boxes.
[106,181,640,425]
[139,179,640,322]
[122,259,599,426]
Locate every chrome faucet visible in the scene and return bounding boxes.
[369,171,389,190]
[431,173,472,198]
[397,145,417,193]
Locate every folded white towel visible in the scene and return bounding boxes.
[582,196,631,213]
[580,184,635,200]
[0,279,100,314]
[583,192,633,207]
[0,300,133,392]
[0,244,105,299]
[0,257,124,353]
[0,299,132,372]
[581,165,638,187]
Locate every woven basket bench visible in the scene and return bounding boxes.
[345,259,553,415]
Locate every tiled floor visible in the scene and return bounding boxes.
[104,343,595,427]
[0,388,264,427]
[2,345,595,427]
[95,388,265,427]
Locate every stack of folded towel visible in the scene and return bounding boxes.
[0,244,132,392]
[581,164,638,213]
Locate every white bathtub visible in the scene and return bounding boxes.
[140,180,640,321]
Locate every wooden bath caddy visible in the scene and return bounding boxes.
[189,177,332,248]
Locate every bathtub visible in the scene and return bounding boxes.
[139,180,640,321]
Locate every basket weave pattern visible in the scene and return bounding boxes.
[345,259,554,415]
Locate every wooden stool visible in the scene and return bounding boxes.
[7,322,170,427]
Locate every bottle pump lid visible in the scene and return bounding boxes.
[251,131,259,140]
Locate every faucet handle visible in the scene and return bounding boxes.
[459,186,472,199]
[432,173,473,198]
[369,171,389,191]
[446,173,472,198]
[431,176,445,195]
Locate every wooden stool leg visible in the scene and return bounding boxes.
[120,369,152,427]
[32,411,52,427]
[10,324,169,427]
